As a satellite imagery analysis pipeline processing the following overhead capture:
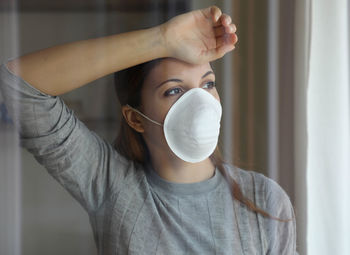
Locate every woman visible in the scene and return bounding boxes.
[0,6,298,254]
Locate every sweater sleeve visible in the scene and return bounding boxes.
[0,61,127,213]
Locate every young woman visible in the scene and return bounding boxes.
[0,6,298,254]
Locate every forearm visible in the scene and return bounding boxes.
[6,26,167,96]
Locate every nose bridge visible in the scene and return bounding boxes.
[182,80,202,93]
[181,71,205,91]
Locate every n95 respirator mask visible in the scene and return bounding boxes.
[127,88,222,163]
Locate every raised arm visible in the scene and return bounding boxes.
[0,6,237,213]
[6,28,166,96]
[6,6,237,96]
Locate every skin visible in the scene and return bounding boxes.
[122,58,220,183]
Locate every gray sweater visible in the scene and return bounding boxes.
[0,62,298,255]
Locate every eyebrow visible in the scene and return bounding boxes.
[155,70,214,89]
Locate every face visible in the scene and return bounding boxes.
[137,57,221,152]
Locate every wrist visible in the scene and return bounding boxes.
[154,24,171,59]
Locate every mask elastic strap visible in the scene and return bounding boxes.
[126,104,163,127]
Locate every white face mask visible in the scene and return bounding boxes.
[127,88,222,163]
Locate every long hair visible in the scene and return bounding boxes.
[113,59,290,222]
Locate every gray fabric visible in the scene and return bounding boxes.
[0,62,298,255]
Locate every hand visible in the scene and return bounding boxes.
[159,6,238,64]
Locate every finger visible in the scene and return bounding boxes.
[214,13,232,27]
[226,23,237,33]
[214,24,237,37]
[220,14,232,26]
[201,5,222,22]
[211,6,222,23]
[214,26,226,37]
[223,23,237,34]
[216,33,238,48]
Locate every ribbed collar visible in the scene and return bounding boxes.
[145,164,224,196]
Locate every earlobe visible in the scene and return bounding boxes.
[122,106,145,133]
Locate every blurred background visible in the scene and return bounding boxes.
[0,0,349,255]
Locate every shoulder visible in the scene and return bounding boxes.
[222,163,294,218]
[222,164,298,253]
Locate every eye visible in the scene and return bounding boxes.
[164,87,184,97]
[202,81,216,89]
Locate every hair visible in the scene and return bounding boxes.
[113,58,291,222]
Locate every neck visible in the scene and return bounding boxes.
[148,147,216,183]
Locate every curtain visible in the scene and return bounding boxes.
[231,1,350,254]
[231,0,270,175]
[230,0,310,253]
[231,0,297,204]
[294,1,311,254]
[0,5,22,255]
[306,0,350,254]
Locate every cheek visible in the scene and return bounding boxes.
[142,91,175,124]
[211,89,221,102]
[141,96,170,148]
[141,88,163,122]
[142,97,170,124]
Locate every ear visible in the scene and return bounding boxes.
[122,105,145,133]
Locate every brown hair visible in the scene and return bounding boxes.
[113,59,290,222]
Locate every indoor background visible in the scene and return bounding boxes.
[1,0,349,255]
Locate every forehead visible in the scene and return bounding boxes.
[144,58,213,87]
